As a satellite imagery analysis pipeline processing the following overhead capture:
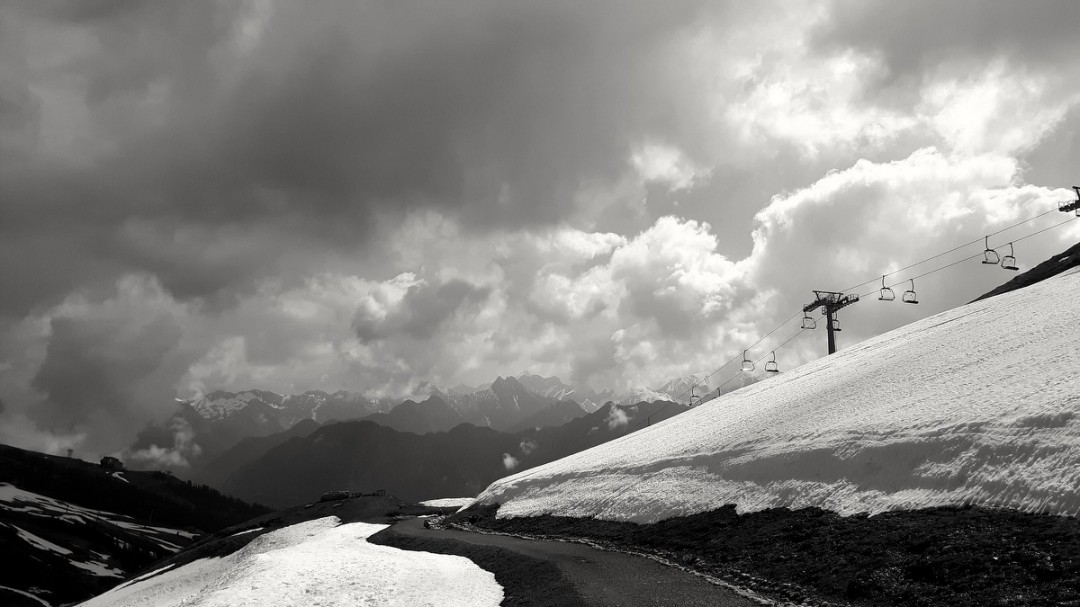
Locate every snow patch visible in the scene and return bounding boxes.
[11,525,72,555]
[82,516,502,607]
[227,527,264,538]
[0,585,51,607]
[111,564,177,592]
[476,272,1080,522]
[70,559,123,578]
[0,483,196,551]
[420,498,475,508]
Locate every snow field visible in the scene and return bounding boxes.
[82,516,503,607]
[476,271,1080,523]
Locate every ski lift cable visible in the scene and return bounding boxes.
[667,308,806,406]
[707,328,808,400]
[838,207,1060,293]
[855,215,1078,298]
[712,328,808,395]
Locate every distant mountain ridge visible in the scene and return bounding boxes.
[128,372,735,474]
[187,389,391,426]
[220,399,689,508]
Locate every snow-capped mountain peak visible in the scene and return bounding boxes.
[191,390,285,421]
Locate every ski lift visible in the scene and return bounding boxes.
[878,275,895,301]
[801,312,817,330]
[1000,242,1019,271]
[764,351,779,373]
[982,236,1000,265]
[741,350,755,372]
[1060,186,1080,216]
[902,279,919,304]
[831,317,842,332]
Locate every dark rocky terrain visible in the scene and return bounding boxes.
[446,503,1080,606]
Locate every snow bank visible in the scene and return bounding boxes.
[82,516,503,607]
[476,271,1080,522]
[420,497,475,508]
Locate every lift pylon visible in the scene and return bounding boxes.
[803,290,859,355]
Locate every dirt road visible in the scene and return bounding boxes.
[372,518,760,607]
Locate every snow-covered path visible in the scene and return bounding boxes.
[476,270,1080,523]
[81,517,503,607]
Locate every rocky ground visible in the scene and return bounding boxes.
[444,504,1080,606]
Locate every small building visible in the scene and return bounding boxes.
[100,456,124,471]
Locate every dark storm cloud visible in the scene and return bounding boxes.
[0,0,715,316]
[28,303,191,454]
[354,278,491,342]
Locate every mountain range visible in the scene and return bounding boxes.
[217,399,689,508]
[127,372,724,475]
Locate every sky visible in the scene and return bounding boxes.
[1,0,1079,458]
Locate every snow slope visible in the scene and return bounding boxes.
[82,516,503,607]
[0,483,193,560]
[475,270,1080,523]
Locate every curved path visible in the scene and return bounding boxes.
[377,518,759,607]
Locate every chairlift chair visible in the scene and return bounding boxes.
[1062,187,1080,216]
[982,235,1000,265]
[831,317,842,332]
[902,279,919,304]
[878,275,895,301]
[741,350,755,372]
[764,351,779,373]
[801,313,817,330]
[1000,242,1019,271]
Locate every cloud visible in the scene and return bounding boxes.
[0,0,732,317]
[21,277,193,454]
[354,279,491,342]
[814,0,1080,81]
[605,406,631,430]
[519,440,537,456]
[125,417,202,469]
[502,453,519,472]
[1,0,1079,457]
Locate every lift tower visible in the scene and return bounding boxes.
[803,291,859,355]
